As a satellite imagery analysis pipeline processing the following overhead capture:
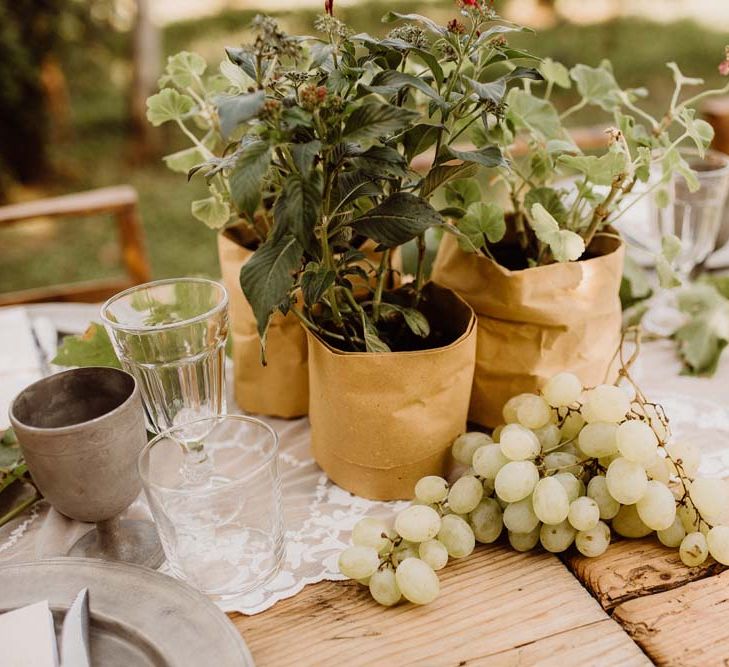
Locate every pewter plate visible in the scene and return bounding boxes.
[0,558,255,666]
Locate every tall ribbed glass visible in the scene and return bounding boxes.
[138,416,284,599]
[101,278,228,437]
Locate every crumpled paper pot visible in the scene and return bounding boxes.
[218,230,309,418]
[432,233,625,428]
[307,282,477,500]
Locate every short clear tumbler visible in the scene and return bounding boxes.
[138,415,284,599]
[101,277,228,435]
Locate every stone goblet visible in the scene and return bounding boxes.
[9,366,163,568]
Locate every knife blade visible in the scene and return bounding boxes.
[60,588,91,667]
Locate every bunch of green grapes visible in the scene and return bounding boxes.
[338,372,729,607]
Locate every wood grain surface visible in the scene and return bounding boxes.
[232,544,646,666]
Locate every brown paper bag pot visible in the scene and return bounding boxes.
[432,233,625,428]
[307,282,477,501]
[218,230,309,418]
[218,230,403,419]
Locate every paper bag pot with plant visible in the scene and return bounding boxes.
[428,48,725,427]
[307,282,476,500]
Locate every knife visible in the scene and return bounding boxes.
[60,588,91,667]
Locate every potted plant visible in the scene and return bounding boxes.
[178,3,545,499]
[432,53,729,427]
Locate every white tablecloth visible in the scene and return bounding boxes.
[1,303,728,615]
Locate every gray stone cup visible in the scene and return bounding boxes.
[9,366,163,568]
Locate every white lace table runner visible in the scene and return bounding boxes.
[1,306,728,615]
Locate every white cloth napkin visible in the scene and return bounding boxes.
[0,600,59,667]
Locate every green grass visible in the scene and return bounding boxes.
[1,4,727,293]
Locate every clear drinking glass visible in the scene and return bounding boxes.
[138,415,284,599]
[655,148,729,278]
[101,278,228,436]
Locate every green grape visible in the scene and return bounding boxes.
[612,504,652,538]
[606,457,648,505]
[575,520,610,557]
[665,440,701,477]
[394,505,441,543]
[532,477,570,525]
[492,424,505,442]
[494,460,539,503]
[568,496,600,531]
[543,451,581,477]
[578,422,618,458]
[707,526,729,565]
[395,558,440,605]
[542,372,583,408]
[581,384,630,424]
[508,525,541,552]
[392,541,420,566]
[502,497,539,534]
[452,432,492,466]
[499,424,541,461]
[679,532,709,567]
[560,411,586,442]
[635,480,676,531]
[470,497,503,544]
[369,567,401,606]
[587,475,620,520]
[645,452,671,484]
[448,475,484,514]
[533,423,561,452]
[657,516,686,548]
[338,546,380,579]
[437,514,476,558]
[473,443,509,479]
[553,472,584,503]
[414,476,449,504]
[539,520,576,553]
[516,394,552,429]
[352,517,390,551]
[677,502,708,535]
[616,420,658,466]
[418,539,449,571]
[502,393,534,424]
[689,478,729,525]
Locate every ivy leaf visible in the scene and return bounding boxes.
[528,204,585,262]
[163,146,206,174]
[620,254,653,309]
[540,58,571,88]
[662,234,682,263]
[506,88,562,140]
[52,323,121,369]
[663,147,700,192]
[351,192,444,247]
[441,145,507,169]
[216,91,266,139]
[146,89,194,126]
[420,163,479,198]
[229,140,272,218]
[456,202,506,252]
[164,51,207,88]
[524,187,567,225]
[239,235,304,343]
[191,192,230,229]
[679,108,714,157]
[557,146,627,186]
[444,179,481,209]
[343,99,419,140]
[570,61,621,112]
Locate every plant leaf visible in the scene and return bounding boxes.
[163,146,206,174]
[540,58,571,88]
[457,202,505,252]
[52,323,121,369]
[524,187,567,225]
[528,203,585,262]
[216,91,266,139]
[351,192,444,247]
[165,51,207,88]
[146,89,194,126]
[570,61,621,111]
[674,287,729,376]
[679,108,714,157]
[191,193,230,229]
[343,99,419,140]
[361,313,392,353]
[381,11,446,36]
[505,88,562,140]
[229,140,272,218]
[420,163,479,198]
[239,235,304,342]
[275,173,322,250]
[441,145,507,169]
[557,147,627,186]
[361,71,444,107]
[301,266,336,307]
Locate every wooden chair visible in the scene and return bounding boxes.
[0,186,151,306]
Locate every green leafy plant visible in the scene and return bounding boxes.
[148,2,542,353]
[449,53,729,267]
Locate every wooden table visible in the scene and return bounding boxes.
[230,534,728,666]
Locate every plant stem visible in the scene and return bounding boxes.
[559,98,587,120]
[414,235,427,297]
[582,176,624,248]
[175,119,214,159]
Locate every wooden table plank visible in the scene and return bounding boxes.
[232,544,645,666]
[563,537,725,610]
[613,569,729,667]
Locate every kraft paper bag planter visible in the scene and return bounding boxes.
[432,233,625,428]
[307,282,477,501]
[218,229,309,418]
